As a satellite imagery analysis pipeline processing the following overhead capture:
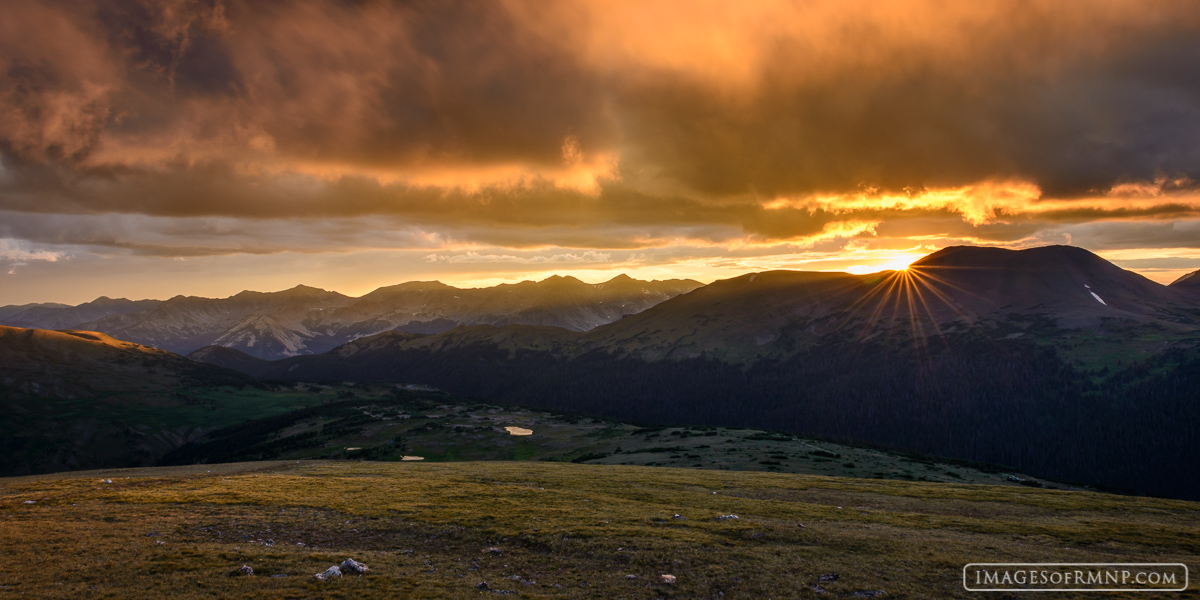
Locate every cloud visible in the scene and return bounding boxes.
[0,237,65,262]
[0,237,68,275]
[4,0,1200,295]
[424,250,613,264]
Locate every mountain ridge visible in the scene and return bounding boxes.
[0,275,702,359]
[185,245,1200,500]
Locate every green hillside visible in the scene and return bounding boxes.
[161,387,1061,489]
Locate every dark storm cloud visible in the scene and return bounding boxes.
[4,0,1200,255]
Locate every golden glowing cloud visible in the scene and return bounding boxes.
[3,0,1200,303]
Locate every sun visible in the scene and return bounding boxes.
[845,254,919,275]
[881,255,919,272]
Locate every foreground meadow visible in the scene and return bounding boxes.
[1,461,1196,599]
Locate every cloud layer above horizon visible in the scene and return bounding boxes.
[5,0,1200,302]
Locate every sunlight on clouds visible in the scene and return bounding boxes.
[424,250,613,264]
[765,181,1200,226]
[765,181,1042,225]
[282,151,621,196]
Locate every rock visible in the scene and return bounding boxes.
[810,584,827,594]
[314,565,342,581]
[102,479,112,484]
[673,514,686,520]
[476,582,490,590]
[625,574,638,580]
[340,558,369,575]
[715,514,739,521]
[659,574,677,584]
[818,573,839,583]
[22,501,35,505]
[239,565,254,576]
[850,591,886,597]
[481,547,502,555]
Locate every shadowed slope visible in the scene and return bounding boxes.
[1170,269,1200,295]
[0,326,253,398]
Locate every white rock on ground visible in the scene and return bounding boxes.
[340,558,369,575]
[314,565,342,581]
[660,574,677,584]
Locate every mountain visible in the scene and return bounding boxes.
[1170,268,1200,293]
[0,325,353,476]
[0,325,260,474]
[0,277,700,360]
[211,245,1200,373]
[0,325,252,399]
[194,246,1200,500]
[0,297,159,330]
[324,274,700,335]
[72,285,356,359]
[586,245,1200,361]
[0,302,70,321]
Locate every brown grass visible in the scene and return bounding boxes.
[1,461,1196,599]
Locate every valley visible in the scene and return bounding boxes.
[5,246,1200,501]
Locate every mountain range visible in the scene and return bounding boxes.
[4,245,1199,499]
[188,246,1200,500]
[0,275,700,360]
[205,245,1200,370]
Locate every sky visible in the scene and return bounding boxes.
[5,0,1200,305]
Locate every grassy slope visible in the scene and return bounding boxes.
[0,461,1196,599]
[1,385,345,475]
[163,388,1063,490]
[6,377,1057,490]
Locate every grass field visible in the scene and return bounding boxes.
[1,461,1196,599]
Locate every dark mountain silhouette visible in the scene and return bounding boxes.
[579,245,1200,361]
[0,276,700,359]
[1170,269,1200,293]
[194,246,1200,500]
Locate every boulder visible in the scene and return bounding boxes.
[659,574,677,584]
[340,558,369,575]
[314,565,342,581]
[238,565,254,576]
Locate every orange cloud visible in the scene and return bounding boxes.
[3,0,1200,303]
